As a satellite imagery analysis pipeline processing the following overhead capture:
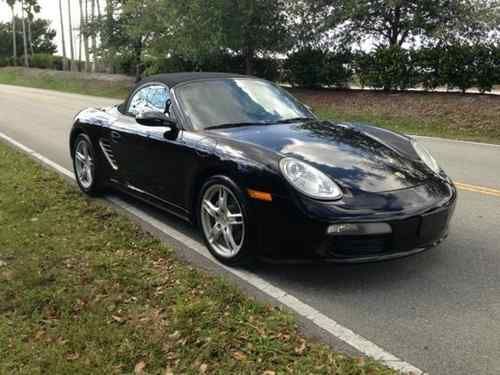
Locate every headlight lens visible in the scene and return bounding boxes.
[280,158,343,200]
[412,140,440,174]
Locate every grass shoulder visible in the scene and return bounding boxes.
[0,141,395,374]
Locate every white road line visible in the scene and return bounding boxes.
[0,130,425,375]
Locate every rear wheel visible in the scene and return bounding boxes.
[198,176,255,266]
[73,133,104,195]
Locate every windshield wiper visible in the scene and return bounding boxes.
[272,117,315,124]
[206,122,267,130]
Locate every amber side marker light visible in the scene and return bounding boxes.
[247,189,273,202]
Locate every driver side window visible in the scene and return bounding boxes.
[128,84,171,117]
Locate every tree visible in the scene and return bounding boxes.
[20,0,29,66]
[67,0,76,70]
[0,17,57,58]
[166,0,290,75]
[96,0,161,80]
[23,0,41,58]
[431,0,500,45]
[284,0,342,50]
[334,0,467,48]
[78,0,89,71]
[6,0,17,64]
[58,0,67,70]
[91,0,96,72]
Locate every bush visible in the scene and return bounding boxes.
[415,44,500,93]
[354,47,417,91]
[143,52,281,81]
[0,56,11,67]
[413,47,445,90]
[30,53,57,69]
[284,48,352,88]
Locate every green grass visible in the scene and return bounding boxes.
[0,141,395,374]
[291,89,500,145]
[315,107,498,143]
[0,67,131,99]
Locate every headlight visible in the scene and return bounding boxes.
[280,157,343,200]
[412,140,440,174]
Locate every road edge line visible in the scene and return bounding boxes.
[0,130,425,375]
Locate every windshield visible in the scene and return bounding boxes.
[174,78,314,130]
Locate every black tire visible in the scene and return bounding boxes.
[72,133,105,196]
[197,176,256,266]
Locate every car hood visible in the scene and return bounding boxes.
[212,120,430,193]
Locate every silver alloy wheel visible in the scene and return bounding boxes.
[201,184,245,258]
[74,139,94,189]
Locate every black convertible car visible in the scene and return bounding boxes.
[70,72,456,266]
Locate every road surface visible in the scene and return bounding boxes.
[1,84,500,374]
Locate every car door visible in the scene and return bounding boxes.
[110,83,169,191]
[111,83,189,213]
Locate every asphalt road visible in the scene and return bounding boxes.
[1,84,499,374]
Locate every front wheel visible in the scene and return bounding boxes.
[73,133,104,196]
[198,176,255,266]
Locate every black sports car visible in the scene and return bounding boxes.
[70,72,456,266]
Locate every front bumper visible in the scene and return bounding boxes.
[253,182,457,263]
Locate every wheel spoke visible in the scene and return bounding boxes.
[75,151,86,163]
[85,166,92,182]
[222,226,238,253]
[218,187,227,210]
[203,200,219,218]
[207,224,222,243]
[82,143,89,160]
[227,213,243,226]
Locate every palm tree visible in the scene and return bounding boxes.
[23,0,36,58]
[91,0,96,72]
[58,0,68,70]
[67,0,76,70]
[96,0,101,18]
[20,0,29,66]
[27,11,33,56]
[80,0,90,72]
[6,0,17,65]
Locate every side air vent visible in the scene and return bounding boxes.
[99,139,118,170]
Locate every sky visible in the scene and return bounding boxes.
[0,0,102,56]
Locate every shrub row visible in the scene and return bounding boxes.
[15,45,495,93]
[0,54,65,70]
[142,53,282,82]
[137,44,500,93]
[355,45,500,93]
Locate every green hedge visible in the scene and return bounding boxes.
[284,48,352,88]
[416,44,500,93]
[142,52,281,81]
[355,45,500,93]
[354,47,418,91]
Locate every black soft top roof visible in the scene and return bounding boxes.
[137,72,248,88]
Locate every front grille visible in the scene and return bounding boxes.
[328,235,390,258]
[99,139,118,170]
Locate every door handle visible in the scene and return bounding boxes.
[111,131,121,142]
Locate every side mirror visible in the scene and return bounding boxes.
[136,111,177,128]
